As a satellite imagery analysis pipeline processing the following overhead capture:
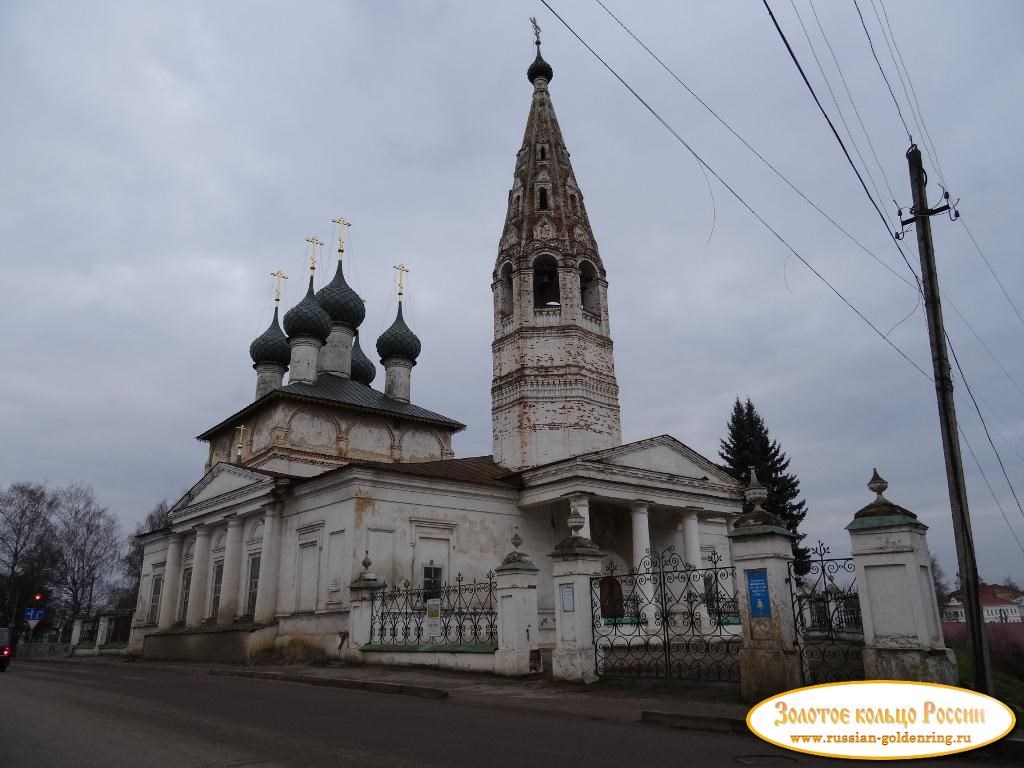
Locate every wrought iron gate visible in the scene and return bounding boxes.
[591,547,741,681]
[789,541,865,684]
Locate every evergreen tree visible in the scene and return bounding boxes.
[719,398,810,574]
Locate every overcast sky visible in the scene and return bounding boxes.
[2,1,1022,584]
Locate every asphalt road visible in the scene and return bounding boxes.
[0,662,1012,768]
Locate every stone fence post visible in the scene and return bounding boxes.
[344,552,384,662]
[549,509,603,683]
[494,530,541,676]
[728,468,803,702]
[846,470,957,684]
[69,618,83,646]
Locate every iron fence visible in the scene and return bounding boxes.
[16,642,72,659]
[789,541,865,684]
[369,572,497,648]
[591,547,742,681]
[102,609,134,646]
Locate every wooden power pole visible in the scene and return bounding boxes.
[905,144,992,694]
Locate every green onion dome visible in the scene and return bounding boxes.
[351,334,376,385]
[315,260,365,329]
[375,303,421,363]
[527,48,553,84]
[249,307,291,367]
[283,277,332,341]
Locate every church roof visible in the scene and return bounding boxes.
[196,372,464,441]
[326,455,517,488]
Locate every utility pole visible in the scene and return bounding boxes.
[904,144,992,694]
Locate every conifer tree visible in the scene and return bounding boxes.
[719,398,810,574]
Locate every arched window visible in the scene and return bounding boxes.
[499,262,514,316]
[248,521,264,542]
[580,260,600,316]
[213,531,227,551]
[538,187,548,211]
[539,145,547,160]
[568,193,577,214]
[533,255,560,308]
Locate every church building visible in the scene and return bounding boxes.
[130,37,744,661]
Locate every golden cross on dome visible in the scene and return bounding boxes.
[332,216,351,258]
[305,236,323,274]
[270,270,288,305]
[393,263,409,300]
[530,16,541,46]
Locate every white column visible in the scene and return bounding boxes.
[185,526,212,627]
[569,495,592,540]
[157,534,183,630]
[253,505,282,623]
[217,518,245,623]
[630,501,652,568]
[682,509,701,569]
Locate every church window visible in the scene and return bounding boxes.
[580,260,600,316]
[538,187,548,210]
[423,563,443,602]
[533,255,560,308]
[568,193,577,214]
[538,144,547,160]
[178,568,192,622]
[499,262,514,316]
[147,574,163,625]
[209,561,224,618]
[244,554,261,617]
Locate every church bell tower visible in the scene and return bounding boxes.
[491,28,622,470]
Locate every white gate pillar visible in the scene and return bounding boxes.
[847,470,957,684]
[344,552,384,662]
[549,510,603,683]
[728,468,803,702]
[494,531,541,676]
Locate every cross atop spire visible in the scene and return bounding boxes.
[393,263,409,301]
[332,216,350,260]
[530,16,541,47]
[270,270,288,305]
[305,236,323,275]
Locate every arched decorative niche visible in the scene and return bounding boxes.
[533,254,561,308]
[248,520,264,543]
[346,418,395,461]
[498,262,515,317]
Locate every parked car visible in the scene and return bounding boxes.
[0,627,11,672]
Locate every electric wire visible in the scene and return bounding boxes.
[959,425,1024,557]
[596,0,1024,431]
[806,0,900,206]
[762,0,924,291]
[852,0,911,142]
[547,0,1024,555]
[948,334,1024,526]
[960,215,1024,332]
[785,0,895,229]
[538,0,932,381]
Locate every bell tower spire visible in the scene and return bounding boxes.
[490,30,622,470]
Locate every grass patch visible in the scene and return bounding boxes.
[953,648,1024,718]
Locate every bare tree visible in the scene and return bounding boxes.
[931,555,951,605]
[115,499,171,609]
[51,483,121,623]
[0,482,58,621]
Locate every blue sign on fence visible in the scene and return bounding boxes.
[24,608,44,622]
[746,569,772,618]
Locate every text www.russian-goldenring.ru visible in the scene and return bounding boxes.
[790,732,973,747]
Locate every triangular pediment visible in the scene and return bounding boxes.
[587,436,740,486]
[170,463,277,518]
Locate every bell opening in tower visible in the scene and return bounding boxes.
[532,255,560,308]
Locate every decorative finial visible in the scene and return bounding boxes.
[511,527,523,550]
[270,270,288,305]
[393,263,409,301]
[744,466,768,513]
[305,236,323,275]
[567,508,585,536]
[361,550,372,571]
[530,16,541,47]
[868,468,889,501]
[234,425,247,464]
[332,217,350,260]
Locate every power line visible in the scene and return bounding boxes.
[538,0,932,381]
[959,426,1024,558]
[785,0,895,226]
[596,0,1024,430]
[806,0,900,207]
[948,334,1024,526]
[851,0,911,142]
[762,0,923,291]
[960,215,1024,332]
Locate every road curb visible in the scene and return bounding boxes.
[641,710,748,735]
[208,668,449,700]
